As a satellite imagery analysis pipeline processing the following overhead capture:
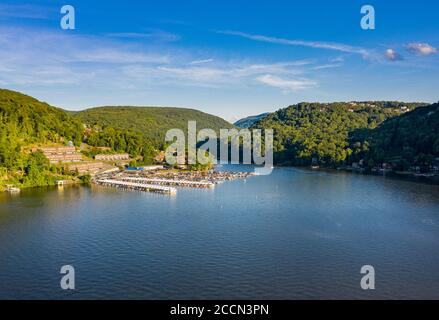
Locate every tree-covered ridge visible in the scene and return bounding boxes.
[0,89,84,147]
[0,89,84,169]
[234,113,269,128]
[0,89,85,189]
[84,125,157,165]
[252,101,428,166]
[1,88,437,189]
[75,106,235,148]
[357,103,439,170]
[0,89,234,190]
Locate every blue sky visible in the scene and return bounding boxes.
[0,0,438,121]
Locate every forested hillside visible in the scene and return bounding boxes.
[358,103,439,170]
[0,89,235,189]
[0,89,84,188]
[0,89,84,147]
[252,101,428,166]
[1,88,437,190]
[234,113,269,128]
[75,106,234,148]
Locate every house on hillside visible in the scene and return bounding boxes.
[38,146,83,164]
[95,153,130,161]
[68,162,110,174]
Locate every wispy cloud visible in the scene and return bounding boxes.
[157,66,227,84]
[0,26,339,94]
[218,30,372,59]
[72,49,170,64]
[189,59,214,65]
[0,3,53,20]
[406,43,437,56]
[310,63,342,70]
[256,74,317,92]
[0,26,170,86]
[106,30,180,42]
[152,61,316,89]
[385,49,403,61]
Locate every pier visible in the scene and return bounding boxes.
[95,179,177,195]
[118,176,215,188]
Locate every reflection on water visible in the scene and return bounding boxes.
[0,167,439,299]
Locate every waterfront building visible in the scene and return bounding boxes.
[38,146,83,164]
[95,153,130,161]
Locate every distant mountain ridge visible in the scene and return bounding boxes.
[234,113,269,128]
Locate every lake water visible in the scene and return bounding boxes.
[1,167,439,299]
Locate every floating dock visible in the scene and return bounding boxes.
[95,179,177,195]
[118,176,215,188]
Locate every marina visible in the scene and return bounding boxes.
[133,170,255,184]
[91,168,255,194]
[95,179,177,195]
[117,176,215,188]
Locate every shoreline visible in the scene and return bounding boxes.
[3,164,439,194]
[281,164,439,186]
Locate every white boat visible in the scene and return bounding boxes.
[6,185,20,193]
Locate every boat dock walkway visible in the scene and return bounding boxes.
[95,179,177,195]
[118,176,215,188]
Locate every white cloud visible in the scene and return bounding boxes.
[158,66,227,83]
[310,63,342,70]
[0,4,52,19]
[385,49,403,61]
[0,26,322,93]
[106,30,180,42]
[189,59,214,65]
[218,30,372,59]
[406,43,437,56]
[72,49,170,64]
[0,26,171,87]
[330,56,345,63]
[153,61,315,88]
[256,74,317,92]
